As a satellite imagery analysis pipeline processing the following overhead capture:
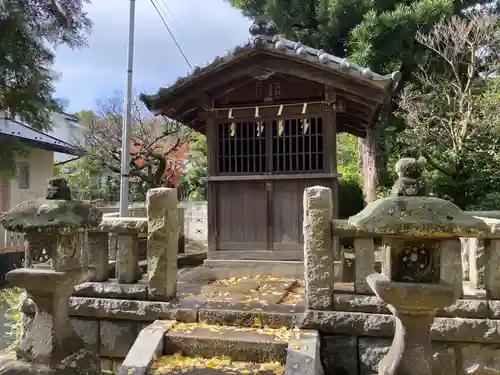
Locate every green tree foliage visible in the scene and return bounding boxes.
[0,0,91,174]
[55,156,105,200]
[180,132,208,201]
[230,0,499,202]
[397,12,500,209]
[337,133,361,184]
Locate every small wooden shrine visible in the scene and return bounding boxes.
[141,18,400,263]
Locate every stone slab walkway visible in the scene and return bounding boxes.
[178,272,305,310]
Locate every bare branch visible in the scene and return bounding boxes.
[397,10,500,177]
[77,91,189,188]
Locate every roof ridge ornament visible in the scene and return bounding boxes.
[249,17,279,37]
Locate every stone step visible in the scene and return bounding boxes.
[164,323,290,363]
[148,354,283,375]
[120,321,323,375]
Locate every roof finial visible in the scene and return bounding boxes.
[249,16,279,37]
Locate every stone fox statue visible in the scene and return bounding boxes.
[391,157,428,197]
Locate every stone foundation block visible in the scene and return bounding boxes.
[358,338,456,375]
[284,330,324,375]
[73,282,148,300]
[459,344,500,375]
[71,318,99,353]
[100,320,139,358]
[101,358,113,373]
[320,335,358,375]
[0,349,100,375]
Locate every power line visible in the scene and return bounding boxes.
[149,0,193,70]
[158,0,185,33]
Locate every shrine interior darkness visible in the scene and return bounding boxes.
[217,117,324,174]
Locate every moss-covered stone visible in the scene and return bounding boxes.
[0,199,102,233]
[391,157,427,197]
[347,196,489,236]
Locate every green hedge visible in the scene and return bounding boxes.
[338,179,364,219]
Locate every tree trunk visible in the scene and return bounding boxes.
[359,125,387,203]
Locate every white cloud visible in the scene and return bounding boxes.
[53,0,250,112]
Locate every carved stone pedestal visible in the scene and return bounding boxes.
[368,273,457,375]
[0,267,100,374]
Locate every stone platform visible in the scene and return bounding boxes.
[18,267,498,375]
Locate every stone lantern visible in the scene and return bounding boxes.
[346,158,489,375]
[0,178,102,374]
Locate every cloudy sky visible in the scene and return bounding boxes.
[53,0,250,113]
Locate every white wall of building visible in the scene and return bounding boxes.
[49,112,87,162]
[0,148,55,248]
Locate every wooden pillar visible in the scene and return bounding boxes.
[324,87,340,261]
[205,113,218,256]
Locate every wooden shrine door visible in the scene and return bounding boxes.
[268,117,332,256]
[215,121,269,253]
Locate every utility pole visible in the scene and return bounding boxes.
[119,0,136,217]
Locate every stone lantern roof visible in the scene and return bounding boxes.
[0,178,102,233]
[347,157,489,237]
[348,196,488,236]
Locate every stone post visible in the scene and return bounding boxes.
[469,237,487,290]
[460,237,471,280]
[354,237,374,294]
[108,233,118,261]
[147,188,178,301]
[0,178,102,374]
[441,238,463,297]
[178,206,186,254]
[346,158,488,375]
[116,232,140,283]
[87,231,109,282]
[303,186,335,310]
[486,239,500,299]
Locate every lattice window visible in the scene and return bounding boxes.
[217,122,266,173]
[255,82,262,98]
[274,83,281,98]
[271,117,323,172]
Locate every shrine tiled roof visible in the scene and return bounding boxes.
[141,19,401,109]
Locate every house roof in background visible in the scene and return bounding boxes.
[0,117,84,156]
[58,111,79,122]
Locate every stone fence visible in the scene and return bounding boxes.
[333,213,500,299]
[2,188,185,373]
[2,201,208,252]
[302,185,500,375]
[72,188,179,302]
